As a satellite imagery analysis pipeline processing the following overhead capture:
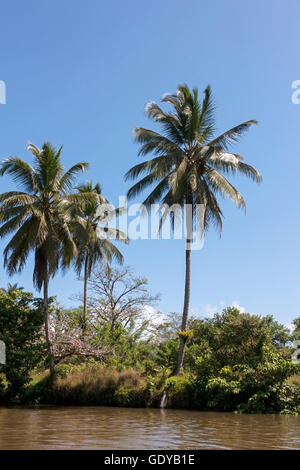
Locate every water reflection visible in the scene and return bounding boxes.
[0,406,299,450]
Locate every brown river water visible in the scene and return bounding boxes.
[0,406,299,450]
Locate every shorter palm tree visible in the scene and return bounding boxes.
[0,142,93,375]
[71,182,129,332]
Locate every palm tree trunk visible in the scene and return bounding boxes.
[174,239,191,375]
[83,254,89,334]
[43,272,55,377]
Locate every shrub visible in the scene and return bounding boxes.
[195,346,300,413]
[0,290,45,401]
[164,376,195,409]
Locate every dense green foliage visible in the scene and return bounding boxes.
[0,289,45,400]
[1,286,299,414]
[192,321,298,413]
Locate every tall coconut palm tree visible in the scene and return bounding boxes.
[0,142,93,375]
[71,181,128,333]
[125,84,262,375]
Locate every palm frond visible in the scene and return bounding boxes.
[58,162,89,193]
[0,158,37,192]
[205,168,246,209]
[207,120,258,149]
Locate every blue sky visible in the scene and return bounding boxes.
[0,0,299,324]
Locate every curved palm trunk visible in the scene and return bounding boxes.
[83,254,89,334]
[174,240,191,375]
[43,273,55,377]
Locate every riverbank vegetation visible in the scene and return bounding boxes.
[0,83,298,414]
[0,285,300,414]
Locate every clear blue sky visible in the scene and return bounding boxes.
[0,0,299,324]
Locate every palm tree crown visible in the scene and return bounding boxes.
[73,181,127,276]
[0,142,90,287]
[126,84,261,232]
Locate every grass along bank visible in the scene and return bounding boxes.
[21,362,300,415]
